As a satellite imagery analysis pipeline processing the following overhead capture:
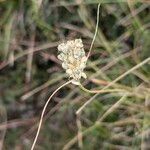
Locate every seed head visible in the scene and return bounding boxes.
[57,39,87,85]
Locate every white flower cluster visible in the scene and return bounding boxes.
[57,39,87,85]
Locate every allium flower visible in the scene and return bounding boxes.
[57,39,87,85]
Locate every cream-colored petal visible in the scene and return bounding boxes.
[68,56,74,63]
[66,69,72,75]
[58,43,65,51]
[81,56,87,62]
[57,54,64,60]
[62,63,68,69]
[81,72,87,79]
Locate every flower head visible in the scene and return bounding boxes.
[57,39,87,85]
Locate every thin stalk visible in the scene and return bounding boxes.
[87,3,101,58]
[31,80,72,150]
[79,83,125,94]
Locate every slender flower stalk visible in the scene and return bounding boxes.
[87,3,101,59]
[79,83,125,94]
[31,80,72,150]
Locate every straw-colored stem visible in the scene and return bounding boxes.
[87,3,101,58]
[79,83,124,94]
[31,80,72,150]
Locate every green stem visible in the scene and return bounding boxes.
[79,83,125,94]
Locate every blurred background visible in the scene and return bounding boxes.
[0,0,150,150]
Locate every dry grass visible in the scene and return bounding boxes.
[0,0,150,150]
